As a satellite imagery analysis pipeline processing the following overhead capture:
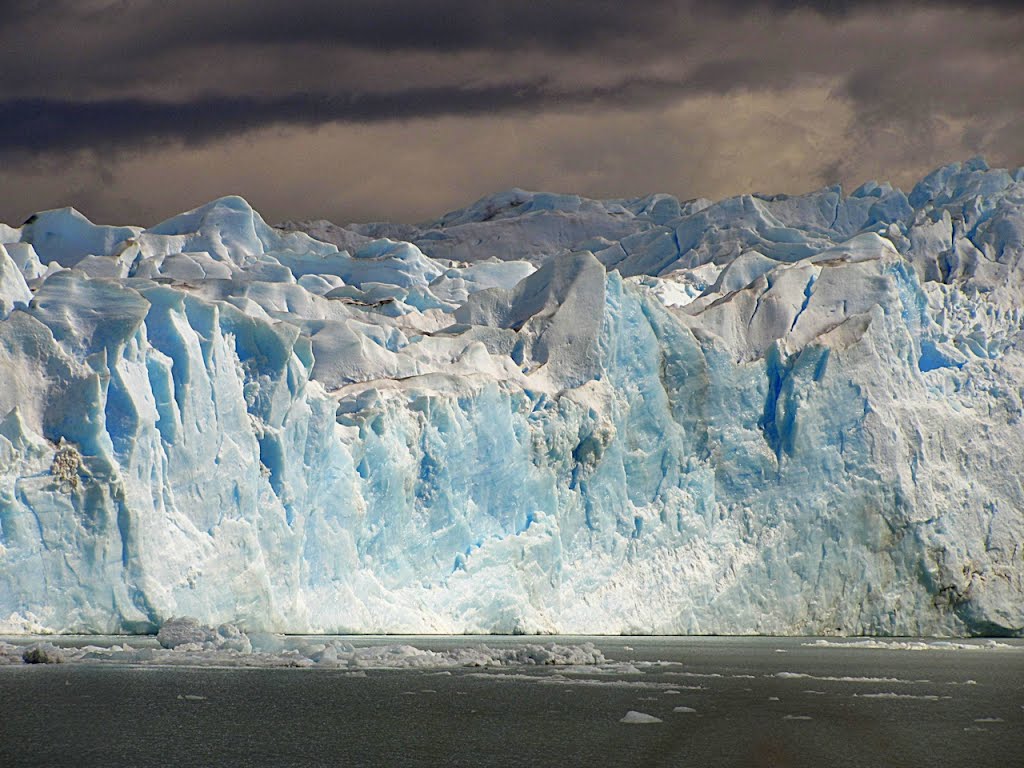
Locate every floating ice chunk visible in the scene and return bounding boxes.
[804,640,1016,652]
[157,617,219,649]
[620,711,663,724]
[343,642,606,669]
[19,632,607,670]
[244,633,284,653]
[465,673,683,690]
[21,643,65,664]
[773,672,922,684]
[672,706,697,713]
[665,672,723,679]
[0,642,25,665]
[156,618,252,654]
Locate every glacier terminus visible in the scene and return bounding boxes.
[0,158,1022,637]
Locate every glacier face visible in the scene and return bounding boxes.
[1,158,1023,636]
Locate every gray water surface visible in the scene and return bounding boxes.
[1,636,1021,767]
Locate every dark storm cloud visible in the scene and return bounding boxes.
[717,0,1024,11]
[0,0,1020,224]
[2,1,678,60]
[3,1,1017,154]
[0,77,713,153]
[1,1,1019,91]
[2,1,1014,57]
[0,87,547,153]
[2,3,1020,103]
[182,0,681,51]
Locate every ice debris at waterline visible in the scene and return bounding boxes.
[0,619,607,668]
[1,158,1023,636]
[620,711,664,724]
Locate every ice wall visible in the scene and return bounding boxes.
[1,159,1022,636]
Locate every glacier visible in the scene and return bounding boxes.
[1,157,1022,637]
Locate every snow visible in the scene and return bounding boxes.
[0,160,1023,636]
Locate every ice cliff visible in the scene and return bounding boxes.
[1,158,1022,636]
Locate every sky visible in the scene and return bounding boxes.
[1,0,1021,226]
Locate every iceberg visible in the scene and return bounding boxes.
[0,159,1022,637]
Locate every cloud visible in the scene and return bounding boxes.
[0,87,546,153]
[0,84,858,226]
[0,77,728,153]
[3,3,1020,102]
[0,1,1019,223]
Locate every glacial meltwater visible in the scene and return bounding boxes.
[1,635,1021,767]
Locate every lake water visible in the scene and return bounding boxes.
[1,636,1021,767]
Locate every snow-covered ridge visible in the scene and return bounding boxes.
[1,158,1023,637]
